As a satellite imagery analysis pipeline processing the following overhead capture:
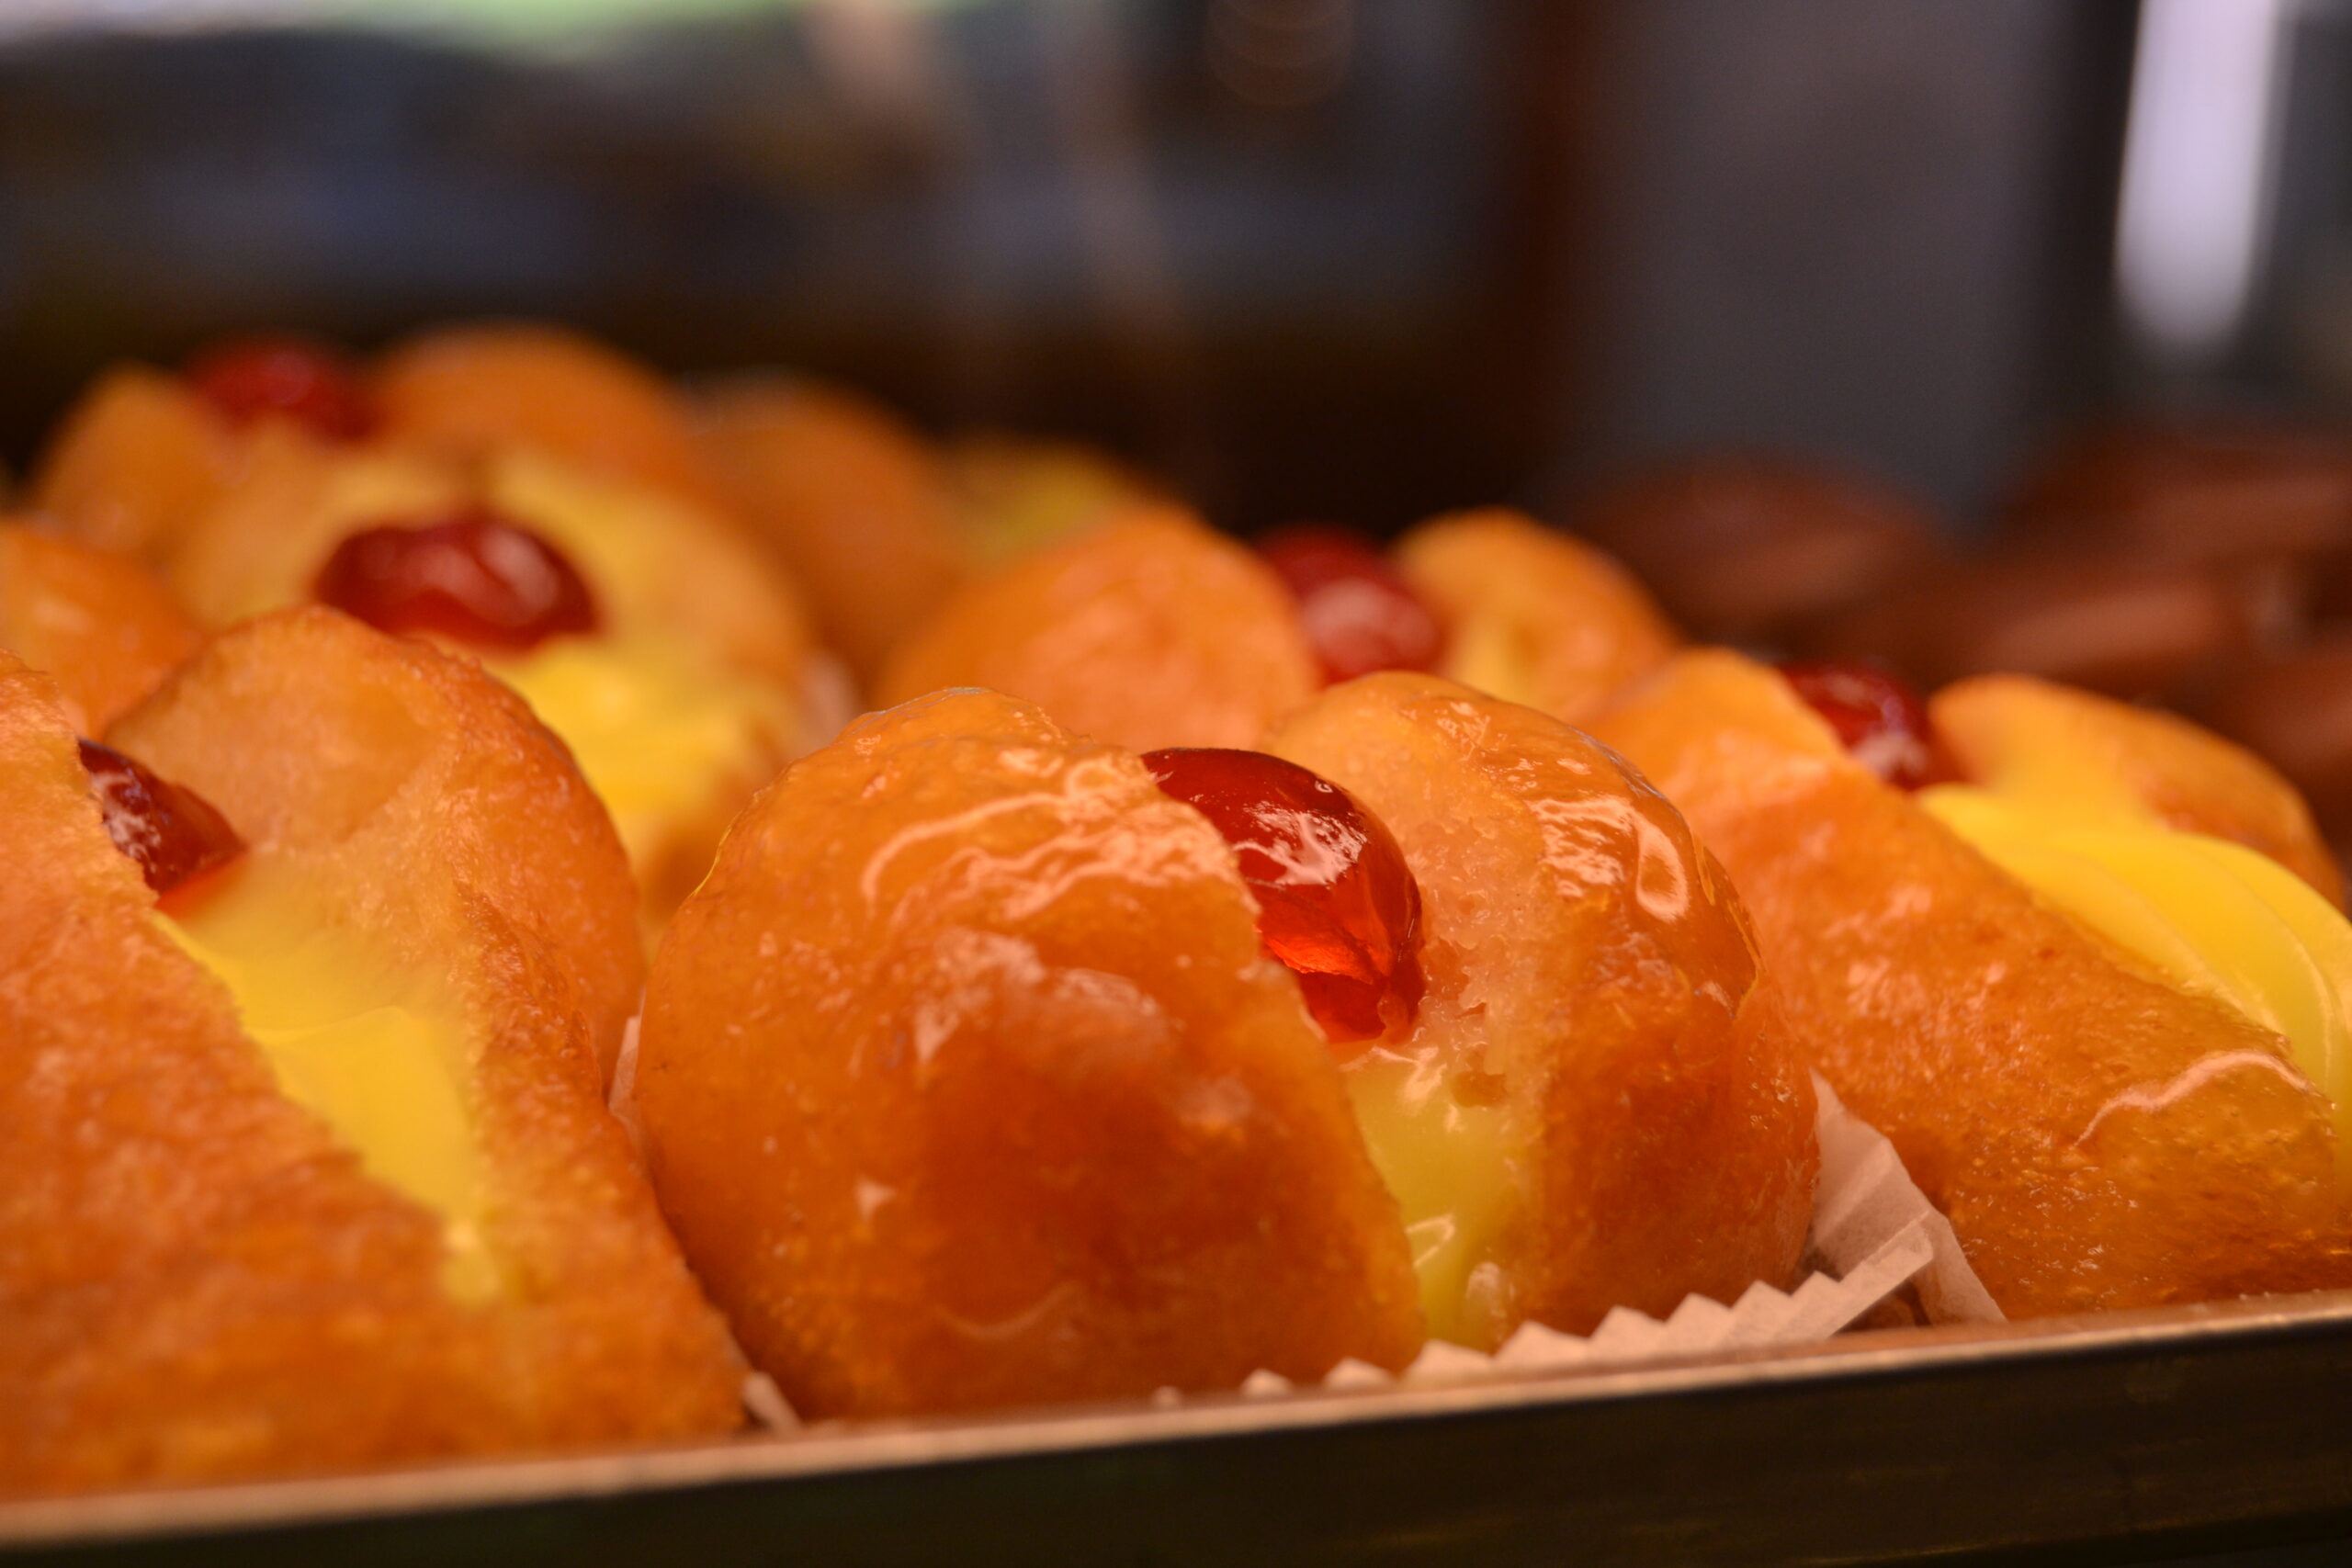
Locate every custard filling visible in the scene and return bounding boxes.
[159,859,501,1301]
[1921,784,2352,1179]
[1346,1050,1516,1348]
[491,634,797,874]
[1440,613,1543,712]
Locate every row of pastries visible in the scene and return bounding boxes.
[3,322,2348,1495]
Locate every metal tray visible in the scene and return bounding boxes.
[6,1291,2352,1567]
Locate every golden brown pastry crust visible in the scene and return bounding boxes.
[639,688,1423,1418]
[0,610,742,1495]
[2003,419,2352,567]
[0,525,198,734]
[1592,649,2349,1315]
[875,509,1319,751]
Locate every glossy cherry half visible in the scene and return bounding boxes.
[1257,525,1444,684]
[1779,659,1943,789]
[314,506,600,652]
[79,739,245,903]
[1144,746,1423,1054]
[184,334,377,442]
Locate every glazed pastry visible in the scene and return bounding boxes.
[698,378,965,682]
[1390,508,1680,724]
[1256,510,1678,720]
[1575,455,1948,646]
[878,500,1678,751]
[27,335,374,562]
[163,433,819,934]
[636,675,1814,1417]
[1590,651,2352,1314]
[876,506,1319,751]
[372,321,734,516]
[0,608,741,1495]
[639,686,1420,1417]
[0,524,198,733]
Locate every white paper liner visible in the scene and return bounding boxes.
[1804,1075,2004,1329]
[741,1371,798,1434]
[607,1012,647,1157]
[796,650,862,753]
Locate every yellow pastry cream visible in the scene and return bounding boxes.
[1346,1052,1517,1348]
[158,859,501,1301]
[488,633,799,880]
[1919,781,2352,1181]
[1440,612,1545,713]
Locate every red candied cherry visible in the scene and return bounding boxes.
[1779,659,1943,789]
[314,505,600,653]
[1257,524,1445,684]
[1144,746,1422,1055]
[184,334,377,442]
[79,739,245,907]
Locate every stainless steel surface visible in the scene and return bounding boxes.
[6,1291,2352,1564]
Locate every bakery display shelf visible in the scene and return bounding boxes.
[6,1290,2352,1567]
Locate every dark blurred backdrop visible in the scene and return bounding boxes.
[0,0,2345,530]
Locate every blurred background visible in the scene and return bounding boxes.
[7,0,2345,532]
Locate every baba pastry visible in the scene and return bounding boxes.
[699,389,1173,687]
[0,608,742,1495]
[1385,508,1680,723]
[2003,419,2352,570]
[1590,651,2352,1314]
[1807,549,2268,704]
[372,321,737,517]
[635,675,1814,1417]
[28,335,378,563]
[2197,634,2352,846]
[159,431,820,935]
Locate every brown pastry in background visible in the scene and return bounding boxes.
[2003,418,2352,570]
[1573,455,1949,649]
[1807,549,2262,704]
[2197,633,2352,852]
